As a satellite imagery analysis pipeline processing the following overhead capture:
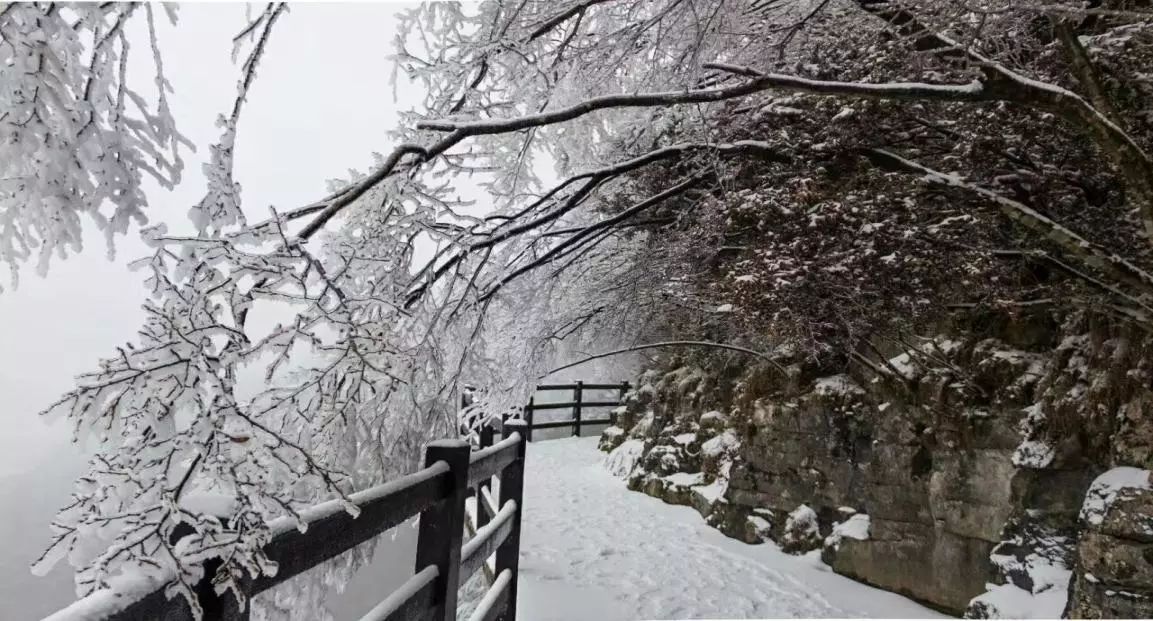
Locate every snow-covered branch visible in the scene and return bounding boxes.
[866,148,1153,308]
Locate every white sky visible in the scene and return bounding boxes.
[0,2,422,477]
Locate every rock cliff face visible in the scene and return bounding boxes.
[599,312,1153,617]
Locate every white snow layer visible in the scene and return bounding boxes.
[1080,466,1152,526]
[813,374,865,397]
[971,535,1073,619]
[604,439,644,478]
[786,504,819,534]
[701,430,739,458]
[521,437,942,620]
[969,581,1069,620]
[1013,403,1055,469]
[664,471,706,487]
[825,514,871,549]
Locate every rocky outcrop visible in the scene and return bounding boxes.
[1066,468,1153,618]
[600,311,1153,618]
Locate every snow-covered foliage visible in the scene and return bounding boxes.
[781,504,821,551]
[0,3,186,287]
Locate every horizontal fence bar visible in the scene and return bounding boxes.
[466,570,513,621]
[577,418,613,426]
[44,584,194,621]
[526,400,621,411]
[358,565,440,621]
[477,486,499,523]
[466,433,520,488]
[459,501,517,582]
[536,383,626,391]
[529,418,613,430]
[253,462,452,594]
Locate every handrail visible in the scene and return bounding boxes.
[536,383,627,391]
[256,462,452,592]
[358,565,440,621]
[43,426,528,621]
[466,570,513,621]
[529,418,613,431]
[267,461,450,538]
[519,379,630,442]
[459,500,517,581]
[526,400,622,410]
[467,433,520,487]
[42,462,455,621]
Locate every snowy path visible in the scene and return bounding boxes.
[516,437,945,620]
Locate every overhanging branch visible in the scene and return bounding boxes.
[544,340,788,377]
[864,147,1153,303]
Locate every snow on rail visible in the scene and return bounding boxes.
[467,569,513,621]
[357,565,439,621]
[269,461,450,537]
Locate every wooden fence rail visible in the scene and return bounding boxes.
[520,381,629,442]
[46,421,529,621]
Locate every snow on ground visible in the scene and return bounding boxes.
[517,437,944,620]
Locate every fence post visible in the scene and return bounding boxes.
[495,421,527,621]
[172,518,250,619]
[524,397,535,442]
[572,381,583,437]
[415,440,471,621]
[477,425,494,530]
[197,559,250,620]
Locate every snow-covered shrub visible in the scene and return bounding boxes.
[781,504,822,553]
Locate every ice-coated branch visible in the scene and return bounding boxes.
[286,75,796,242]
[0,3,189,284]
[545,340,788,377]
[704,62,987,101]
[847,0,1153,243]
[476,173,707,303]
[865,148,1153,304]
[403,139,788,308]
[415,77,813,134]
